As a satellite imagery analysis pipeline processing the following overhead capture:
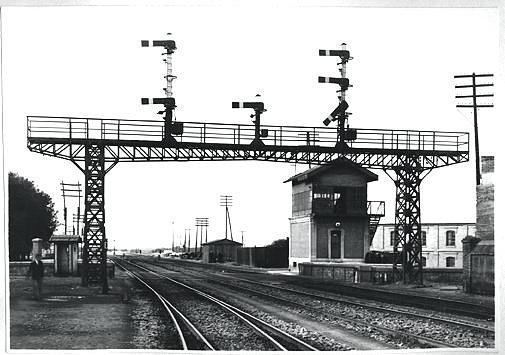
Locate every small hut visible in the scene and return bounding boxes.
[202,239,242,263]
[50,235,81,275]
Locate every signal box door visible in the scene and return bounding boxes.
[330,230,342,259]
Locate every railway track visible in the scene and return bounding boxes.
[148,256,494,320]
[115,261,214,350]
[218,273,494,333]
[130,257,494,349]
[114,259,319,351]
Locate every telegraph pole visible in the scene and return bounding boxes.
[196,218,209,253]
[455,73,493,185]
[61,182,82,235]
[220,195,233,240]
[194,222,198,254]
[186,229,191,253]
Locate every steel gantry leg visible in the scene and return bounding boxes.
[386,155,431,284]
[82,144,108,293]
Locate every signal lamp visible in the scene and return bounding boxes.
[170,122,184,136]
[343,128,357,141]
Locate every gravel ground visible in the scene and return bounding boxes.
[138,258,494,349]
[9,268,184,350]
[219,278,494,348]
[130,266,280,351]
[129,285,181,349]
[134,260,382,351]
[9,275,134,349]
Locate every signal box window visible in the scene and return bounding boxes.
[446,256,455,267]
[421,257,426,267]
[421,231,427,246]
[446,230,456,246]
[333,192,342,205]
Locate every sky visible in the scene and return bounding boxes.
[1,5,499,250]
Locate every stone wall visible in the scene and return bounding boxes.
[476,157,494,241]
[463,156,494,295]
[9,261,115,278]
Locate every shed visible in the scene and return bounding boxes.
[202,238,243,263]
[50,235,82,275]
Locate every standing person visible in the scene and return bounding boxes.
[27,253,44,300]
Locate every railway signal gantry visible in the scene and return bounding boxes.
[27,38,469,291]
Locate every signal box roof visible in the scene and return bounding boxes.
[284,157,378,184]
[202,238,243,246]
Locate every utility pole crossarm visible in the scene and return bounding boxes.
[454,72,494,185]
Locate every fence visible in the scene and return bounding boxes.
[237,247,288,268]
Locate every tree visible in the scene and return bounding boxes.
[268,238,288,249]
[8,173,59,261]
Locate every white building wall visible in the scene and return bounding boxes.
[371,223,475,268]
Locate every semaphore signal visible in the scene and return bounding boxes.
[232,98,268,146]
[141,34,182,143]
[318,43,356,145]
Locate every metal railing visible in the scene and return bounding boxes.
[367,201,385,216]
[27,116,469,153]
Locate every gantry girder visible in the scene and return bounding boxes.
[27,116,469,286]
[28,138,468,168]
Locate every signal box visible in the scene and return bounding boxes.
[285,157,384,269]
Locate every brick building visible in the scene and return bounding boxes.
[371,223,475,268]
[285,158,384,269]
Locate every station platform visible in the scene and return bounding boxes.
[9,269,135,350]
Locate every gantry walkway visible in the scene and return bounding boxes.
[27,116,469,169]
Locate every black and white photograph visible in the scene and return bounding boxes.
[1,1,501,353]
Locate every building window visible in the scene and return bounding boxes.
[333,192,342,205]
[446,256,455,267]
[313,192,332,199]
[421,231,426,246]
[390,231,395,246]
[446,230,456,246]
[421,256,426,267]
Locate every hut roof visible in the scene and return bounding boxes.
[49,235,82,243]
[202,238,243,246]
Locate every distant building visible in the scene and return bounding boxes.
[202,238,242,263]
[285,158,384,269]
[371,223,475,268]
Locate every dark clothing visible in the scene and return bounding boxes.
[28,260,44,280]
[32,279,43,300]
[28,260,44,300]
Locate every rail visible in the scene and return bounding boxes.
[27,116,469,153]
